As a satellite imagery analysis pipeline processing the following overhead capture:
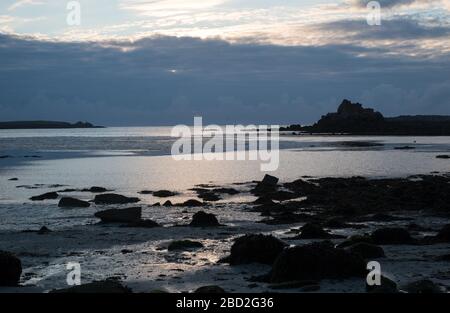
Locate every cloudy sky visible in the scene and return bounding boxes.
[0,0,449,125]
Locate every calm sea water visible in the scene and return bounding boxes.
[0,127,449,230]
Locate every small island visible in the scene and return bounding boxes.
[0,121,103,129]
[281,99,450,136]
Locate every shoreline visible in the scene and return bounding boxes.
[0,173,449,293]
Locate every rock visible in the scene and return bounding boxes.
[182,199,204,207]
[295,223,344,239]
[197,191,221,202]
[138,190,152,195]
[366,275,398,293]
[163,200,173,206]
[37,226,51,235]
[225,234,286,265]
[436,155,450,159]
[189,211,220,227]
[51,280,131,293]
[346,242,385,259]
[58,197,90,208]
[94,193,140,205]
[267,190,297,201]
[371,227,415,245]
[153,190,178,197]
[82,186,108,193]
[0,251,22,286]
[194,285,226,293]
[95,207,141,223]
[168,240,204,251]
[30,192,59,201]
[252,174,279,195]
[269,241,366,283]
[8,178,18,181]
[253,197,276,206]
[402,279,442,293]
[435,224,450,242]
[121,249,133,254]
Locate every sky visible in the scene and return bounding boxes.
[0,0,449,125]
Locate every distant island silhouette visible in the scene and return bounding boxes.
[0,121,102,129]
[281,99,450,136]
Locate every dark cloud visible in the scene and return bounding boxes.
[0,33,449,125]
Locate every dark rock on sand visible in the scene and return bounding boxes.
[37,226,52,235]
[30,192,59,201]
[366,275,398,293]
[82,186,109,193]
[194,189,221,202]
[269,241,366,283]
[163,200,173,206]
[95,207,141,223]
[138,190,153,195]
[225,234,286,265]
[402,279,442,293]
[194,285,226,293]
[294,223,344,239]
[252,174,279,195]
[182,199,204,207]
[51,280,131,293]
[435,224,450,242]
[94,193,140,205]
[190,211,220,227]
[0,251,22,286]
[213,187,239,195]
[436,155,450,159]
[394,146,415,150]
[58,197,90,208]
[168,240,204,251]
[371,227,415,245]
[346,242,385,259]
[8,178,18,181]
[153,190,178,197]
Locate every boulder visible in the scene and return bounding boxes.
[153,190,178,197]
[252,174,279,195]
[94,207,141,223]
[371,227,415,245]
[402,279,442,293]
[163,200,173,207]
[94,193,140,205]
[225,234,286,265]
[366,275,398,293]
[37,226,52,235]
[0,251,22,286]
[58,197,90,208]
[194,285,226,293]
[182,199,204,207]
[30,192,58,201]
[296,223,344,239]
[51,280,131,293]
[189,211,220,227]
[168,240,204,251]
[346,242,385,259]
[269,241,366,283]
[82,186,108,193]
